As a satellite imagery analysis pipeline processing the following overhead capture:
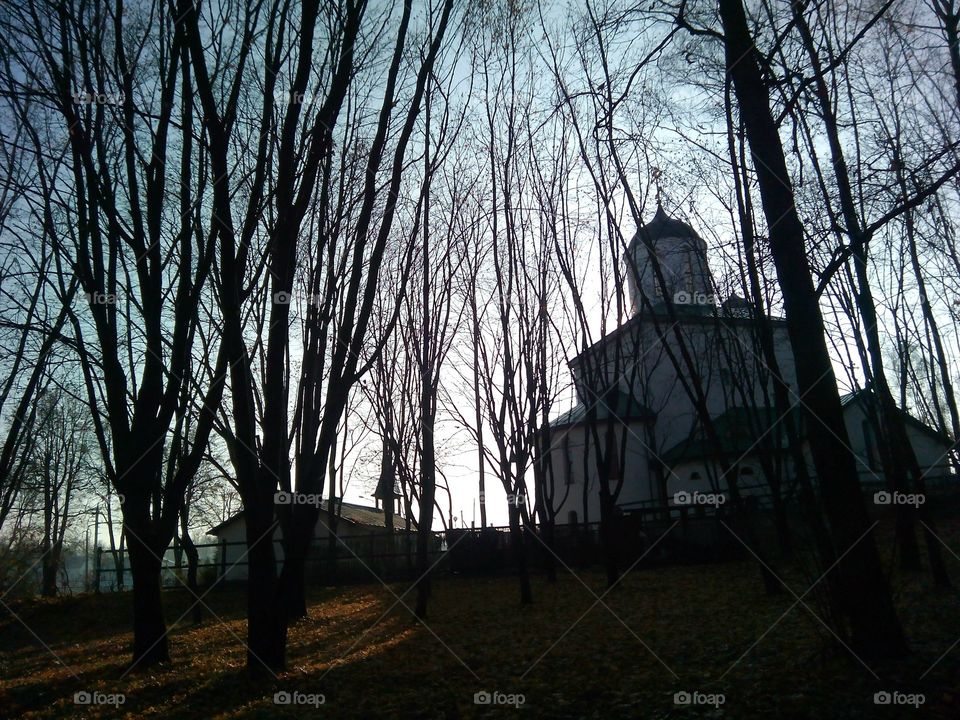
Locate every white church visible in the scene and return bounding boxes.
[543,206,955,526]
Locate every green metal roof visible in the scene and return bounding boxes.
[549,389,653,429]
[660,392,953,467]
[660,406,798,466]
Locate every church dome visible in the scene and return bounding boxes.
[633,205,701,242]
[626,206,714,315]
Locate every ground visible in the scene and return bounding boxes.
[3,537,960,719]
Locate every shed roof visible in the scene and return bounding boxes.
[208,500,400,537]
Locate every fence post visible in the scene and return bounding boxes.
[94,547,101,593]
[119,545,127,590]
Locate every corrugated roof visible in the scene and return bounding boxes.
[329,500,399,527]
[568,306,787,369]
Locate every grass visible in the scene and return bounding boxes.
[3,538,960,718]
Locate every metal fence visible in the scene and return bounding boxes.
[93,532,447,591]
[93,475,960,592]
[93,511,732,592]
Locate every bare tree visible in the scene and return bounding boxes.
[716,0,908,658]
[0,0,225,668]
[0,126,78,537]
[183,0,456,670]
[26,388,95,596]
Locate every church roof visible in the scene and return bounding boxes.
[374,469,399,499]
[568,310,785,369]
[660,393,954,467]
[840,388,955,446]
[549,389,653,430]
[660,406,796,466]
[629,205,702,247]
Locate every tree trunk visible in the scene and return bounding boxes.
[597,488,620,589]
[471,292,487,530]
[596,427,621,588]
[718,0,908,659]
[325,460,341,587]
[790,3,939,578]
[279,530,309,620]
[40,544,60,597]
[508,502,533,605]
[179,523,202,625]
[244,500,286,673]
[722,464,783,595]
[415,412,437,618]
[870,397,923,571]
[542,516,557,583]
[116,533,126,590]
[177,501,201,624]
[125,533,169,669]
[895,162,954,587]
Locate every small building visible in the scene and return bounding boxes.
[207,500,403,582]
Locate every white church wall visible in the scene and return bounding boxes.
[547,420,656,525]
[552,311,810,524]
[667,459,779,507]
[548,206,955,524]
